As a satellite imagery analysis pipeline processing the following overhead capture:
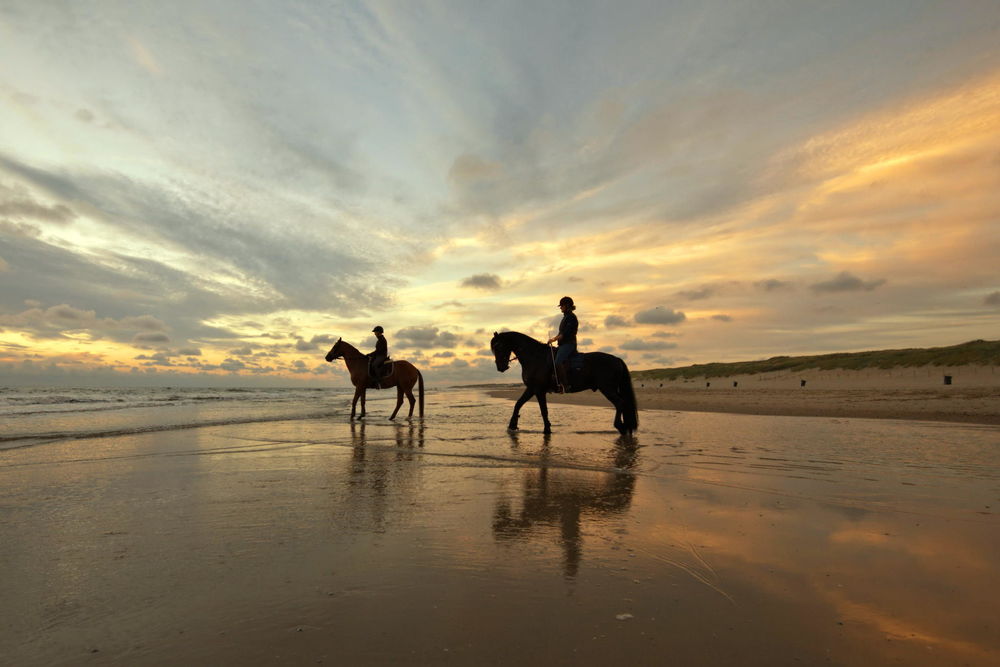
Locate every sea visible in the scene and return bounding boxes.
[0,385,356,451]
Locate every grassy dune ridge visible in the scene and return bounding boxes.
[632,339,1000,381]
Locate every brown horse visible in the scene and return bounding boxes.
[324,338,424,420]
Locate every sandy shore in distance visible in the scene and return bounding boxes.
[489,363,1000,425]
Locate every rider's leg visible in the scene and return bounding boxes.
[554,344,574,392]
[372,355,386,389]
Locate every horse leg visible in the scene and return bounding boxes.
[508,387,534,431]
[405,383,416,418]
[351,387,365,421]
[600,387,625,433]
[389,386,404,420]
[359,388,367,419]
[536,390,552,434]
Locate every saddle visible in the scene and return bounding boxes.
[551,352,585,392]
[367,358,394,388]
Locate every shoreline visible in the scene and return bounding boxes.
[485,363,1000,425]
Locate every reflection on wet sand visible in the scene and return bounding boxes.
[337,420,427,532]
[494,434,638,577]
[2,390,998,665]
[349,419,426,451]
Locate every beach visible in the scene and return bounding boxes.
[2,386,999,665]
[489,364,1000,426]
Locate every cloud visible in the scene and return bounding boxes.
[0,154,393,316]
[810,271,886,293]
[604,315,632,328]
[395,325,460,348]
[121,315,168,331]
[0,304,170,342]
[460,273,503,290]
[219,358,246,372]
[619,339,679,351]
[676,286,716,300]
[310,334,338,346]
[0,217,268,344]
[132,332,170,345]
[0,200,76,223]
[985,291,1000,307]
[711,314,733,322]
[755,279,793,292]
[634,307,686,325]
[448,154,503,185]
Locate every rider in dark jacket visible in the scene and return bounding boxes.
[547,296,578,392]
[369,326,388,387]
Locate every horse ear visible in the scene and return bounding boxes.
[337,337,341,342]
[493,331,498,337]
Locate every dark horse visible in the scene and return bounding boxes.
[324,338,424,420]
[490,331,638,435]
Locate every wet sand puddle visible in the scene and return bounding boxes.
[1,389,998,665]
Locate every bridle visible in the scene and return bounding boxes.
[492,339,519,367]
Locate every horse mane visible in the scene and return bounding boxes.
[336,339,364,357]
[498,331,544,348]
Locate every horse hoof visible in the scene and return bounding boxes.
[507,426,519,432]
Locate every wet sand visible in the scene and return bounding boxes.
[491,364,1000,425]
[2,389,998,665]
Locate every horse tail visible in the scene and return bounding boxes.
[417,369,425,417]
[620,359,639,432]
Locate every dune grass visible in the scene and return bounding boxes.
[632,339,1000,381]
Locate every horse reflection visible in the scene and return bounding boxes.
[492,439,639,578]
[349,420,425,451]
[339,421,425,532]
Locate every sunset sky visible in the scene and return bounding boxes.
[1,1,999,387]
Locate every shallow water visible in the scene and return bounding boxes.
[1,388,998,665]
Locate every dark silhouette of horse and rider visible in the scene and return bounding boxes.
[323,296,638,434]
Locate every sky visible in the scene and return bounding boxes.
[1,0,999,387]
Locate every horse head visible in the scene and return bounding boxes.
[324,337,343,362]
[491,331,511,372]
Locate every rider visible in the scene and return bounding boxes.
[369,325,388,387]
[547,296,578,392]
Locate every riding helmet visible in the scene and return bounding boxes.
[372,325,384,334]
[558,296,575,309]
